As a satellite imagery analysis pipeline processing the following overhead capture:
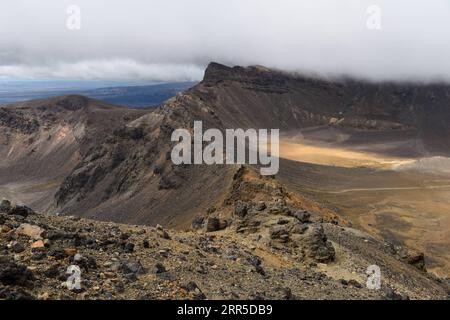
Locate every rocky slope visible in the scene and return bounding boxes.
[0,95,147,212]
[1,167,449,300]
[1,63,450,299]
[2,63,450,227]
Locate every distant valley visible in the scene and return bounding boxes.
[0,81,197,107]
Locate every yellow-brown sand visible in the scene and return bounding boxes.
[278,140,414,169]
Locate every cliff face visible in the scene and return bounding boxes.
[201,62,450,143]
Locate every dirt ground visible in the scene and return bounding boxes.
[277,134,450,277]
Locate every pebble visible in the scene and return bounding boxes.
[74,253,83,262]
[156,224,171,239]
[31,240,45,249]
[158,249,169,258]
[124,243,135,253]
[153,263,166,274]
[64,248,77,257]
[195,265,207,274]
[11,242,25,253]
[16,223,44,240]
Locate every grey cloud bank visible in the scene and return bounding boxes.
[0,0,449,82]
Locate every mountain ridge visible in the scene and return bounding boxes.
[3,63,450,226]
[1,63,450,297]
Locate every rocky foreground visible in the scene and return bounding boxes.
[1,167,449,300]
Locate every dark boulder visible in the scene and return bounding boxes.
[11,242,25,253]
[8,205,35,217]
[253,202,266,212]
[270,225,290,243]
[120,260,146,275]
[299,224,335,263]
[205,217,228,232]
[180,281,199,292]
[124,242,135,253]
[44,265,63,279]
[0,258,34,287]
[290,210,311,223]
[191,216,205,230]
[405,252,427,272]
[383,286,408,300]
[156,224,171,239]
[0,287,35,300]
[152,263,166,274]
[0,200,12,213]
[234,202,248,218]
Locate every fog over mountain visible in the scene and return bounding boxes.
[1,0,449,82]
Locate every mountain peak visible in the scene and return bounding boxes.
[203,62,234,82]
[202,62,279,85]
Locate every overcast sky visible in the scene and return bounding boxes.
[0,0,449,82]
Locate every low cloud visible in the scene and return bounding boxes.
[1,0,449,82]
[0,61,203,81]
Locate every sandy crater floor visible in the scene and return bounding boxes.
[277,133,450,277]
